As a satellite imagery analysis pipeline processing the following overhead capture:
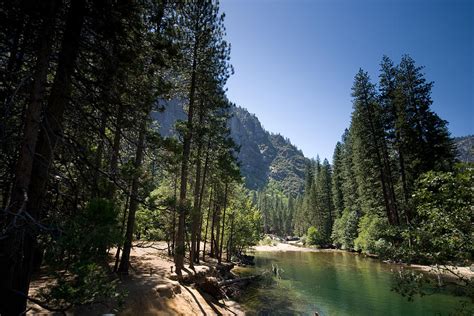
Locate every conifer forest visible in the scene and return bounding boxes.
[0,0,472,315]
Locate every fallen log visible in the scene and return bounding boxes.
[197,274,261,298]
[218,275,260,287]
[197,277,221,297]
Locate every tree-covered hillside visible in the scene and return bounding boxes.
[155,103,308,195]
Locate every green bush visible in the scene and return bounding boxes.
[306,226,323,246]
[331,208,359,250]
[136,206,166,241]
[410,167,474,264]
[354,214,389,255]
[260,235,276,246]
[41,199,124,310]
[300,235,307,245]
[38,262,124,310]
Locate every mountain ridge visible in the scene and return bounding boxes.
[154,102,472,196]
[153,102,308,195]
[454,135,474,163]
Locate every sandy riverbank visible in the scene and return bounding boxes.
[408,264,474,280]
[28,242,245,315]
[252,241,473,280]
[253,241,343,253]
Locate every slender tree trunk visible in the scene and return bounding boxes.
[364,101,399,225]
[218,181,228,263]
[171,172,178,255]
[189,134,203,267]
[0,1,84,314]
[195,139,210,262]
[202,187,213,261]
[115,1,167,270]
[106,103,124,200]
[210,204,218,257]
[227,213,235,262]
[382,142,399,223]
[8,1,58,213]
[118,118,147,274]
[174,30,200,276]
[93,111,107,198]
[214,205,220,259]
[397,141,410,223]
[114,188,130,272]
[196,210,204,263]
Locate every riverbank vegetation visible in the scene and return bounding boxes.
[254,56,472,302]
[256,56,472,264]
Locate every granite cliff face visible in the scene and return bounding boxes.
[153,102,308,195]
[454,135,474,163]
[229,107,307,194]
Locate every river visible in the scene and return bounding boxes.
[236,250,471,315]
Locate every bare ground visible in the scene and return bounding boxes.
[27,242,245,315]
[253,241,343,253]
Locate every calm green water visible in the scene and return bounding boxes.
[237,251,471,316]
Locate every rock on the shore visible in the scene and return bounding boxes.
[169,265,211,282]
[155,280,182,298]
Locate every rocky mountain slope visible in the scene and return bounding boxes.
[229,107,307,194]
[454,135,474,163]
[153,102,308,195]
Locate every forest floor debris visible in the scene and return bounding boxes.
[27,242,245,315]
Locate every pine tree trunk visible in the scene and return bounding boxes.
[218,181,228,263]
[190,129,203,267]
[171,172,178,255]
[202,187,213,261]
[210,204,218,257]
[175,31,200,276]
[118,118,147,274]
[396,141,411,223]
[364,100,399,225]
[195,148,210,263]
[106,103,124,200]
[227,213,235,261]
[114,187,130,272]
[381,142,400,224]
[93,111,107,198]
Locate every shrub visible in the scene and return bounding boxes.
[306,226,323,246]
[354,214,389,255]
[37,263,124,311]
[410,167,473,264]
[40,199,124,311]
[260,235,276,246]
[331,208,359,250]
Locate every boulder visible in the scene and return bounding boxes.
[155,280,181,298]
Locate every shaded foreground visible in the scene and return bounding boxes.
[27,243,244,315]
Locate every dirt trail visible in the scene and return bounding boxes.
[28,242,245,315]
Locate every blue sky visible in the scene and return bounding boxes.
[220,0,473,161]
